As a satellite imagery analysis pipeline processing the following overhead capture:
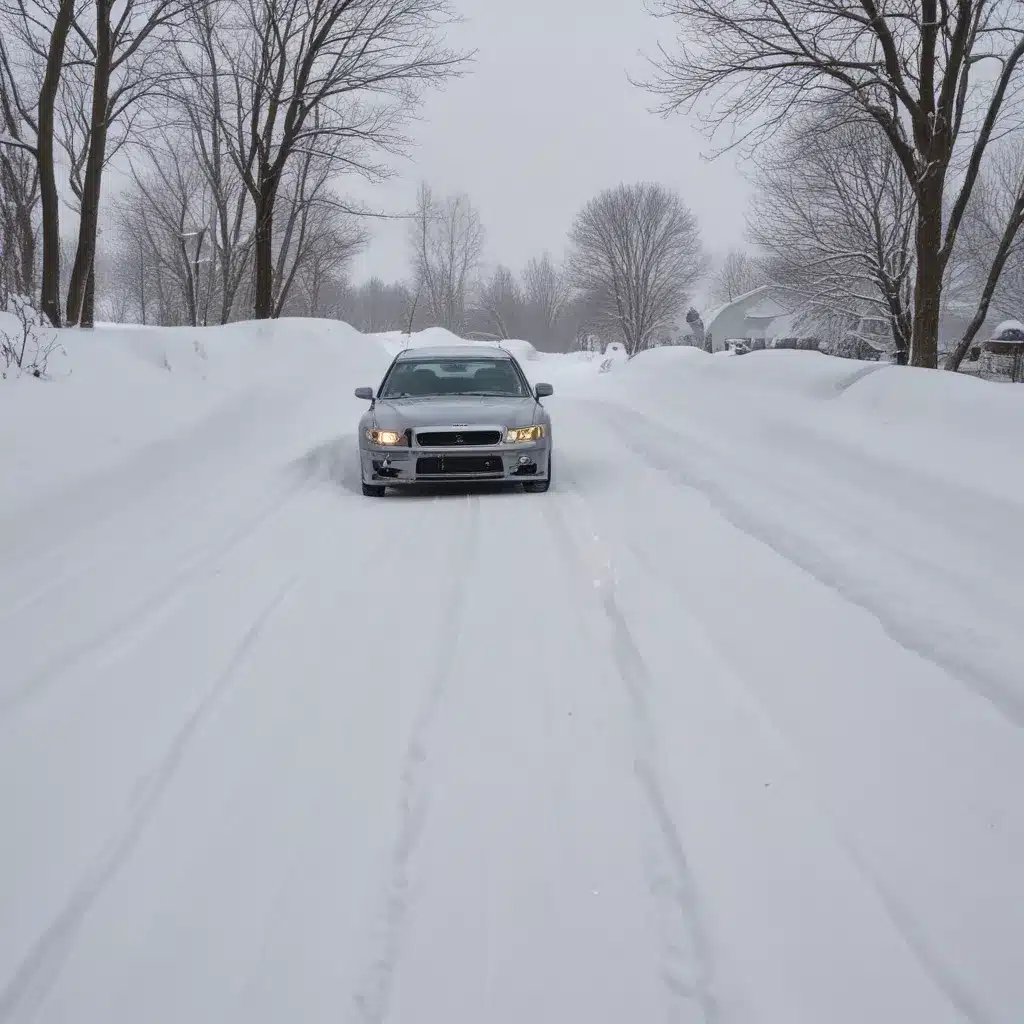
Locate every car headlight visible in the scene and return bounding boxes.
[366,428,405,446]
[505,424,545,443]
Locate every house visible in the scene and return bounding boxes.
[691,288,1015,363]
[738,295,790,345]
[702,286,816,352]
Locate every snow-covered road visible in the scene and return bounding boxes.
[2,326,1023,1023]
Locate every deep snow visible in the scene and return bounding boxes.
[1,322,1023,1024]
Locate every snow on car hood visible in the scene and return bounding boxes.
[373,396,538,429]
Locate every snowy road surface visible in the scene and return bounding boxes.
[2,326,1023,1023]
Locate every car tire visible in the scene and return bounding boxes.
[523,454,552,493]
[362,482,386,497]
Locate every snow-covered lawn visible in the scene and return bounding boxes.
[1,321,1022,1023]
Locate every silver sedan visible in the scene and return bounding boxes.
[355,345,554,496]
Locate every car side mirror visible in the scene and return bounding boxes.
[354,386,374,400]
[534,382,553,398]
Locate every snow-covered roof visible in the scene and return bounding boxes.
[703,285,771,331]
[744,297,789,320]
[990,319,1024,342]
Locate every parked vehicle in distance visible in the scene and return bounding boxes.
[354,345,554,496]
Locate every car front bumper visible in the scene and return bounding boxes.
[360,441,551,485]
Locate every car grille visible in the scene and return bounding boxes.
[416,455,504,476]
[416,430,502,447]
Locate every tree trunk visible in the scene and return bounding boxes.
[910,185,944,368]
[18,200,36,299]
[65,0,112,328]
[179,238,197,326]
[252,171,278,319]
[81,259,96,327]
[882,285,911,364]
[138,243,147,324]
[37,0,77,327]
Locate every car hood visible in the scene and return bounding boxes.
[373,396,538,429]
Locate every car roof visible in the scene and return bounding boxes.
[393,344,514,362]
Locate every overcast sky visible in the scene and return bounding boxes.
[346,0,751,284]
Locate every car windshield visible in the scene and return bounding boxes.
[380,357,528,398]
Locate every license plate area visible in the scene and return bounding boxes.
[416,455,504,475]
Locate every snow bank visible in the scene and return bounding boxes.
[615,346,880,399]
[494,337,539,362]
[839,360,1024,435]
[594,335,1024,725]
[610,345,1024,444]
[372,326,471,355]
[372,329,540,363]
[0,317,390,511]
[374,326,519,354]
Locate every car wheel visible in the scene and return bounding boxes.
[362,482,386,497]
[523,454,552,493]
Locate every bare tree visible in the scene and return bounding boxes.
[61,0,197,327]
[0,135,39,305]
[946,139,1024,368]
[335,275,409,330]
[0,35,40,307]
[204,0,464,321]
[410,183,484,333]
[521,252,570,349]
[115,134,219,325]
[274,200,368,318]
[710,249,767,304]
[267,144,368,317]
[568,182,703,356]
[472,264,523,339]
[0,0,79,324]
[172,0,254,323]
[644,0,1024,368]
[748,104,916,359]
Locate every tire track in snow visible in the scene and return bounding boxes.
[0,578,298,1024]
[352,495,481,1024]
[0,480,229,629]
[219,530,413,1024]
[558,439,995,1024]
[542,491,717,1024]
[592,400,1024,732]
[0,475,304,725]
[615,532,996,1024]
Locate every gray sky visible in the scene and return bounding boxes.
[347,0,751,284]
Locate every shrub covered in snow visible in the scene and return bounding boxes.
[0,297,64,379]
[771,336,821,352]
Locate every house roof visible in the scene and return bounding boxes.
[744,297,789,320]
[703,285,771,331]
